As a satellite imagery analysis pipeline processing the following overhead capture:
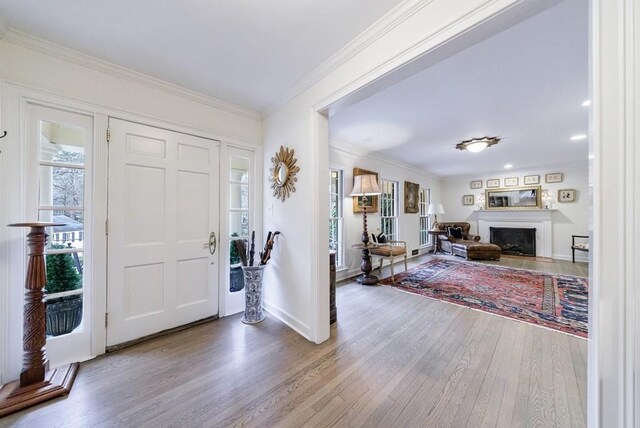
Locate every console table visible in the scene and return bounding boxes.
[0,223,79,417]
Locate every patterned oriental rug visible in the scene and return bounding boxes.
[379,259,588,338]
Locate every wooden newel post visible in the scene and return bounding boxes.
[0,222,80,417]
[21,224,49,386]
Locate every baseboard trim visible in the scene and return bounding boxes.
[553,253,589,263]
[263,301,311,341]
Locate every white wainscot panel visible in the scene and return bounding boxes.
[125,164,166,245]
[176,258,209,307]
[124,263,165,319]
[177,171,209,242]
[477,210,555,258]
[126,134,166,158]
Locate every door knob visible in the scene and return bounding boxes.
[208,232,217,255]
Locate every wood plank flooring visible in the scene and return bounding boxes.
[0,255,588,427]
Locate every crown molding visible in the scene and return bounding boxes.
[0,29,262,121]
[329,138,442,181]
[264,0,434,118]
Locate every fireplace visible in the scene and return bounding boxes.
[490,227,536,256]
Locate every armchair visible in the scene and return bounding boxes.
[369,239,408,283]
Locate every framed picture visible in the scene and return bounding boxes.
[470,180,483,189]
[524,175,540,185]
[545,172,563,183]
[558,188,576,202]
[504,177,519,187]
[352,168,379,213]
[462,194,474,205]
[404,181,419,213]
[486,178,500,188]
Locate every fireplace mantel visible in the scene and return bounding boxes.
[475,209,556,257]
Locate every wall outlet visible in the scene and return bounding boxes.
[412,249,419,256]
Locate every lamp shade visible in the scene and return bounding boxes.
[350,174,381,196]
[427,203,444,215]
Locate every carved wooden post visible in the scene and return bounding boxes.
[0,222,79,417]
[20,223,49,386]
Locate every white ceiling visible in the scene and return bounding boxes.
[0,0,403,113]
[329,0,589,178]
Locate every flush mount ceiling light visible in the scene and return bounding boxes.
[456,136,500,153]
[571,134,587,141]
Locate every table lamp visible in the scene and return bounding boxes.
[350,174,382,245]
[427,203,445,230]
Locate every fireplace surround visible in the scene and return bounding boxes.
[490,227,536,256]
[477,209,554,258]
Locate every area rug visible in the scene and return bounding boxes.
[379,259,588,337]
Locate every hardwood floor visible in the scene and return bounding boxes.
[0,255,588,427]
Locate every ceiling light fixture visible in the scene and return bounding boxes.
[456,136,500,153]
[504,164,513,169]
[571,134,587,141]
[582,100,591,107]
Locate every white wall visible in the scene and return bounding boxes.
[330,142,441,280]
[441,162,589,260]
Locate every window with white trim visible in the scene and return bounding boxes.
[380,179,398,241]
[329,169,344,267]
[419,187,431,246]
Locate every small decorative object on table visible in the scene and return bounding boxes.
[241,230,280,324]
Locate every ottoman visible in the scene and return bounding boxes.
[451,241,501,260]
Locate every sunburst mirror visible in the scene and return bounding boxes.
[269,145,300,202]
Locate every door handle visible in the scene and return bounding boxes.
[208,232,217,255]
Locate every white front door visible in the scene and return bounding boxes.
[107,119,219,346]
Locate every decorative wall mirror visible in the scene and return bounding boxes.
[269,145,299,202]
[485,185,542,210]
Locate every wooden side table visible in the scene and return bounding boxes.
[351,243,380,285]
[428,230,448,254]
[0,222,80,417]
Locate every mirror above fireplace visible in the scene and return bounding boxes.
[485,185,542,210]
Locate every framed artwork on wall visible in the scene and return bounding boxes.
[486,178,500,188]
[504,177,519,187]
[558,188,576,202]
[470,180,483,189]
[462,195,474,205]
[524,175,540,185]
[404,181,419,213]
[545,172,563,183]
[352,167,379,213]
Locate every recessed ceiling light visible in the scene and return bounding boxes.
[571,134,588,141]
[588,154,595,159]
[582,100,591,107]
[504,164,513,169]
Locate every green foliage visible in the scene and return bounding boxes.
[46,244,82,294]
